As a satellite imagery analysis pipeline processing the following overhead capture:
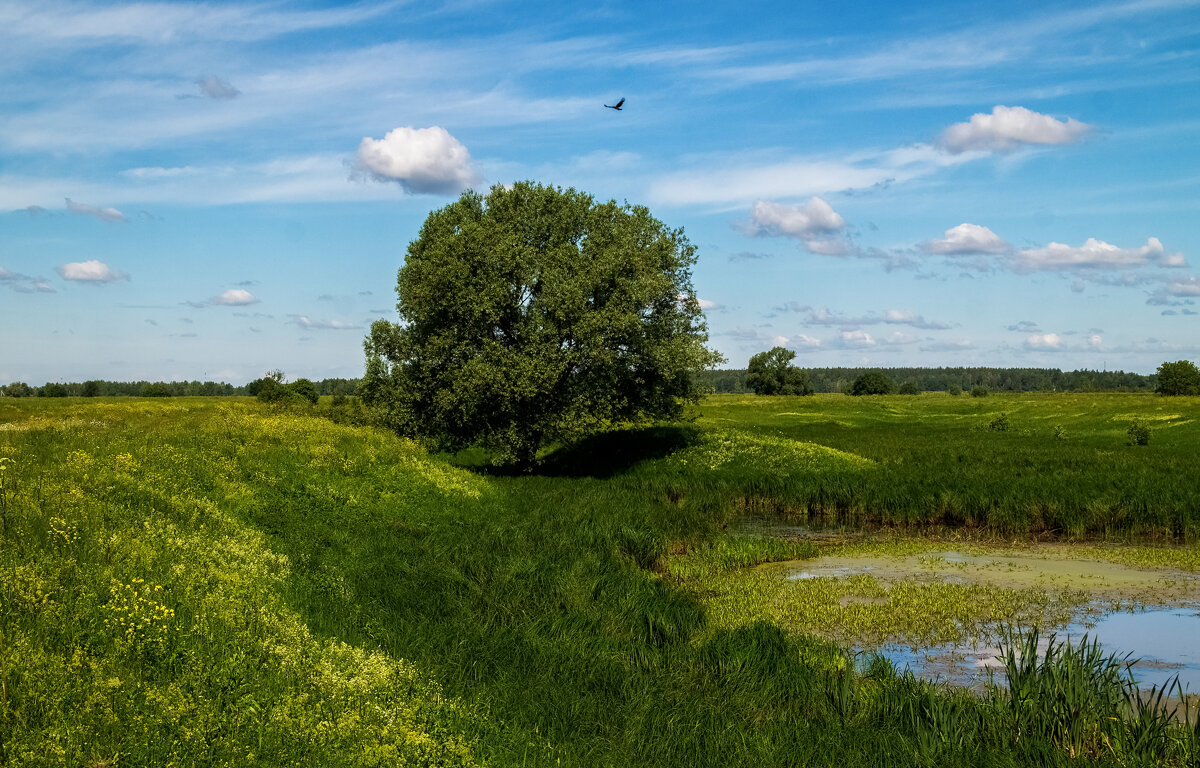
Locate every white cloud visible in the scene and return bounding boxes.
[938,106,1090,154]
[746,198,845,238]
[1,1,403,45]
[837,330,876,348]
[744,198,852,255]
[883,331,918,345]
[651,159,896,208]
[291,315,360,330]
[882,309,952,330]
[1147,276,1200,305]
[791,334,821,349]
[211,288,258,306]
[920,223,1010,255]
[769,335,790,347]
[1024,333,1062,349]
[65,197,126,222]
[1165,278,1200,296]
[1013,237,1181,272]
[56,259,128,282]
[920,339,975,352]
[786,306,951,330]
[1088,334,1103,348]
[354,126,481,195]
[697,297,724,311]
[196,76,240,99]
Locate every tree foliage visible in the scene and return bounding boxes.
[849,371,895,396]
[360,181,722,467]
[745,347,813,395]
[1155,360,1200,396]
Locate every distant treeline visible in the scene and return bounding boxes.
[697,367,1155,394]
[2,369,1156,398]
[0,378,362,398]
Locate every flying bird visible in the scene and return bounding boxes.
[604,97,625,111]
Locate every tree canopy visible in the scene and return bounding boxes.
[849,371,895,396]
[745,346,812,395]
[360,181,722,467]
[1156,359,1200,396]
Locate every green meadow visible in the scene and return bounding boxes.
[2,392,1199,766]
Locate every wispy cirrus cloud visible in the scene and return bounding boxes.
[1,266,55,293]
[290,315,361,330]
[65,197,126,222]
[777,305,952,330]
[195,75,240,99]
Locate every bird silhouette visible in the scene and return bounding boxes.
[604,97,625,111]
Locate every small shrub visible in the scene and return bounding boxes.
[289,378,319,405]
[1127,419,1150,446]
[946,385,962,397]
[1052,425,1068,441]
[970,385,988,398]
[988,413,1010,432]
[898,381,919,395]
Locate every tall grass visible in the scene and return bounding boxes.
[3,395,1199,766]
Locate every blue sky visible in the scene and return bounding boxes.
[2,0,1198,385]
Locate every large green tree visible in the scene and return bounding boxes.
[361,182,723,467]
[745,346,813,395]
[1155,359,1200,396]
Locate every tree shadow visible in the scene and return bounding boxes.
[536,425,700,479]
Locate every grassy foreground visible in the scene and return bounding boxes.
[1,393,1198,766]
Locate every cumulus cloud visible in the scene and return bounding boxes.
[56,260,128,283]
[354,126,481,195]
[743,197,854,257]
[697,297,723,311]
[1024,333,1062,350]
[65,198,127,223]
[920,223,1010,255]
[746,198,845,238]
[1147,276,1200,306]
[938,106,1090,154]
[197,75,241,100]
[1013,237,1182,272]
[1087,334,1103,348]
[291,315,361,330]
[1007,320,1043,333]
[211,288,258,306]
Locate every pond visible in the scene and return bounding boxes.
[768,545,1200,692]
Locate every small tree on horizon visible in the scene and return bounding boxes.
[746,346,813,396]
[1155,360,1200,396]
[849,371,895,396]
[360,181,722,468]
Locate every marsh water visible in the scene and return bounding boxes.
[768,543,1200,692]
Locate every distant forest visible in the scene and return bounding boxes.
[697,367,1155,394]
[0,378,360,398]
[1,368,1154,398]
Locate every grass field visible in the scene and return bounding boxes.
[2,393,1199,766]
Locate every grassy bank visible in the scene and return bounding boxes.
[2,394,1199,766]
